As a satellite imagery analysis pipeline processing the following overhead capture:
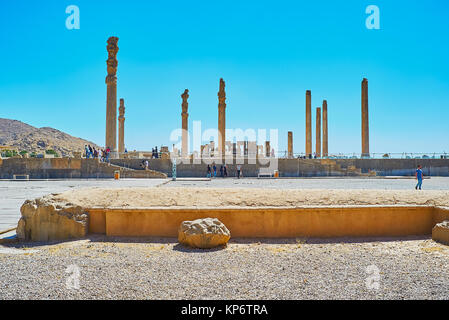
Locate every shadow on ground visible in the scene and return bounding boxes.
[1,234,432,251]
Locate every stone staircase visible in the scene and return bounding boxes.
[100,162,167,179]
[319,159,374,177]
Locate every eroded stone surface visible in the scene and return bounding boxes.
[17,195,88,242]
[432,220,449,245]
[178,218,231,249]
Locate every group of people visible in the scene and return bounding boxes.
[84,145,111,162]
[207,164,243,179]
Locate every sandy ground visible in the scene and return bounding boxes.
[1,235,448,300]
[46,187,449,208]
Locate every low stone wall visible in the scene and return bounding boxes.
[18,204,449,241]
[1,157,448,178]
[0,158,166,179]
[110,158,449,177]
[90,206,449,238]
[15,188,449,241]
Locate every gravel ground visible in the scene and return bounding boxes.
[1,235,448,300]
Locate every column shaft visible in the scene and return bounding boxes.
[118,98,125,154]
[288,131,293,158]
[316,107,321,158]
[306,90,312,157]
[361,78,369,157]
[105,36,119,152]
[218,79,226,158]
[322,100,328,157]
[181,89,189,158]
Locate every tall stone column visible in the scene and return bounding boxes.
[361,78,370,157]
[105,36,119,152]
[288,131,293,158]
[181,89,189,158]
[306,90,312,157]
[322,100,328,157]
[218,78,226,158]
[316,107,321,158]
[118,98,125,154]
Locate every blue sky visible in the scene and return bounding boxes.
[0,0,448,154]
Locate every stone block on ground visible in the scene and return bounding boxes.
[432,220,449,245]
[17,196,88,242]
[178,218,230,249]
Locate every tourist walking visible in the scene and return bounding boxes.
[213,164,217,178]
[237,164,241,179]
[85,145,89,159]
[207,164,211,178]
[415,165,424,190]
[220,165,224,178]
[224,164,228,177]
[105,147,110,162]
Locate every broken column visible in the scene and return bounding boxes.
[217,78,226,158]
[361,78,370,157]
[316,107,321,158]
[105,36,119,153]
[181,89,189,158]
[118,98,125,154]
[306,90,312,157]
[288,131,293,158]
[265,141,271,157]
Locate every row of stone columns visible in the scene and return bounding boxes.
[300,78,368,158]
[302,91,328,158]
[104,36,368,159]
[179,79,226,158]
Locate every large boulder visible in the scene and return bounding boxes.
[17,196,88,242]
[178,218,231,249]
[432,220,449,245]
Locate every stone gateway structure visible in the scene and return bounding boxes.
[105,36,119,153]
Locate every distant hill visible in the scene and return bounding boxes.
[0,118,99,157]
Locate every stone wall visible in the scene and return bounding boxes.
[0,158,166,179]
[1,157,448,179]
[110,158,449,177]
[90,206,449,238]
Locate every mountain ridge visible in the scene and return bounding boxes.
[0,118,99,157]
